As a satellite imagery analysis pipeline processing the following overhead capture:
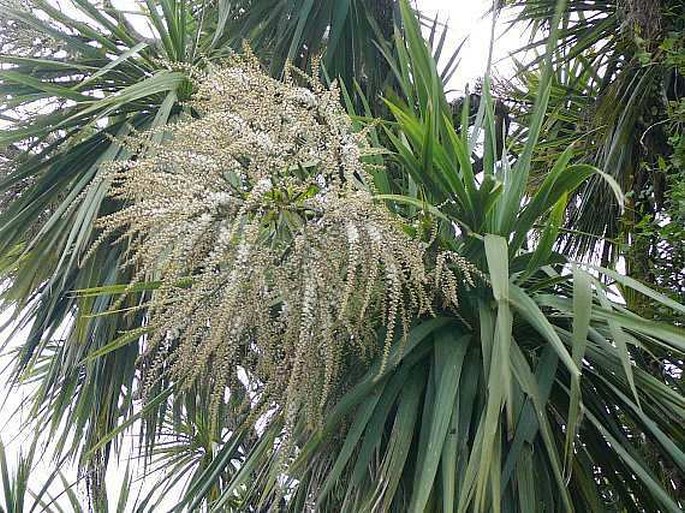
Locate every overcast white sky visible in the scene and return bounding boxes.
[418,0,524,95]
[0,0,526,509]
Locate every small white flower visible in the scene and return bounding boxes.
[253,131,274,152]
[293,87,317,108]
[207,191,234,207]
[253,177,272,194]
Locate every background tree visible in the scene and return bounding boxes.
[501,0,685,313]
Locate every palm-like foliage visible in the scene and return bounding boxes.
[500,0,685,302]
[0,441,36,513]
[0,0,405,499]
[0,440,155,512]
[183,3,683,510]
[0,0,683,511]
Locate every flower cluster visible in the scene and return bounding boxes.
[95,53,480,428]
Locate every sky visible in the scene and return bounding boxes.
[418,0,525,95]
[0,0,527,509]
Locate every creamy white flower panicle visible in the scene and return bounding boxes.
[94,52,481,432]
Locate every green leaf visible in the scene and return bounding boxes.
[509,285,580,377]
[409,331,470,513]
[378,367,426,511]
[510,345,573,512]
[594,282,641,408]
[484,234,514,432]
[564,265,592,475]
[585,410,683,513]
[591,264,685,315]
